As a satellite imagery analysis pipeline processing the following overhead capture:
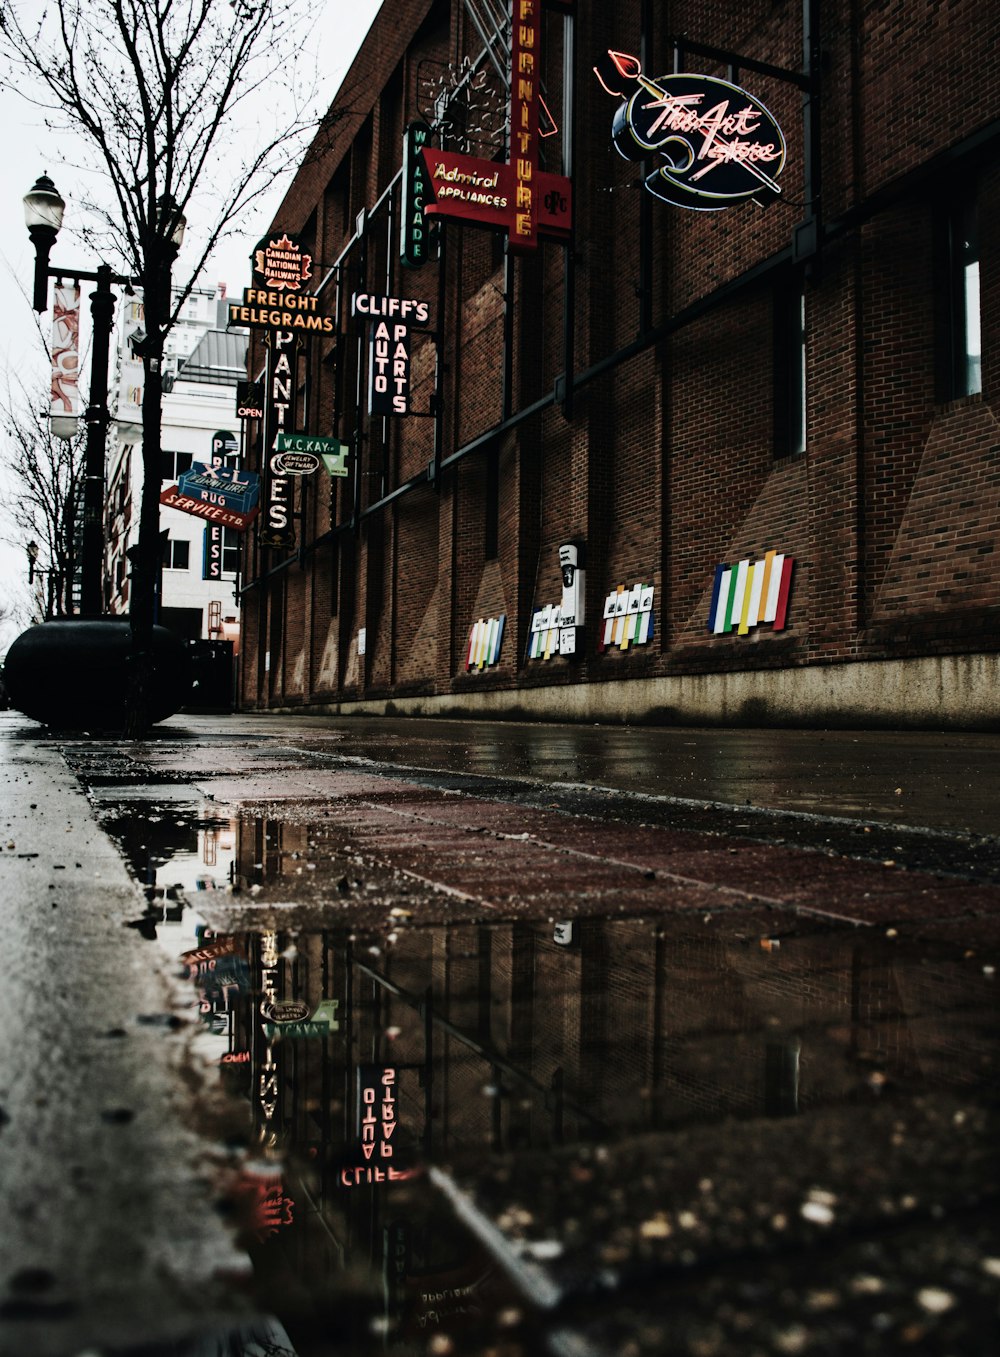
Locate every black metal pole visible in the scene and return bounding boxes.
[28,225,56,314]
[81,264,115,616]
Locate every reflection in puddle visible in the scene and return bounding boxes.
[99,804,999,1357]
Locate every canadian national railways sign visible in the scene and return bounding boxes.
[252,232,312,290]
[229,230,333,332]
[594,52,786,210]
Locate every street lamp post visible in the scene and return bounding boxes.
[7,175,193,734]
[23,173,130,618]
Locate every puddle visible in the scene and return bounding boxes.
[95,801,1000,1357]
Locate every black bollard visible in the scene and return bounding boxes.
[4,618,192,731]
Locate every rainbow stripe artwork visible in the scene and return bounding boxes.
[465,615,505,670]
[708,551,794,635]
[528,605,576,659]
[598,583,654,652]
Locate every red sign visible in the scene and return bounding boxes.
[358,1066,398,1161]
[420,0,571,250]
[160,484,259,532]
[421,150,571,237]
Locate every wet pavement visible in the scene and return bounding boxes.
[1,711,999,1356]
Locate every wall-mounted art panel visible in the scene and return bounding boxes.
[466,615,505,670]
[598,583,654,652]
[708,551,794,635]
[528,543,585,660]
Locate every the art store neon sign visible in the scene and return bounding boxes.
[594,51,786,210]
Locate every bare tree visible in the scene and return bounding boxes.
[0,584,30,661]
[0,0,358,732]
[0,376,87,621]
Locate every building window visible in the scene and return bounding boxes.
[165,538,190,571]
[936,190,982,401]
[221,528,241,576]
[161,448,193,481]
[774,278,807,457]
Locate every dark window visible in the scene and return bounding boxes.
[165,538,190,571]
[935,190,982,401]
[221,528,240,576]
[161,448,193,481]
[774,279,807,458]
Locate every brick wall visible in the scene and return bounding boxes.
[237,0,1000,716]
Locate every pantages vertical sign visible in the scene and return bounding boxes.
[258,328,300,549]
[420,0,572,250]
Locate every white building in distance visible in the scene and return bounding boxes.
[105,286,248,666]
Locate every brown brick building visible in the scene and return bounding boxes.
[236,0,1000,727]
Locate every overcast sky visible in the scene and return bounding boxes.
[0,0,383,654]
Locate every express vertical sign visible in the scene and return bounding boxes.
[203,431,241,579]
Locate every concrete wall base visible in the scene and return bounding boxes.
[263,653,1000,730]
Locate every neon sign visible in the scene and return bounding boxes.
[228,231,334,331]
[351,293,430,416]
[160,482,259,532]
[259,330,299,549]
[401,121,432,268]
[252,232,312,291]
[594,51,786,210]
[511,0,541,245]
[236,380,264,420]
[421,0,572,250]
[370,322,411,414]
[358,1066,398,1161]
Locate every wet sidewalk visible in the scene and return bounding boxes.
[1,709,999,1357]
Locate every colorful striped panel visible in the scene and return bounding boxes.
[598,583,655,652]
[466,615,506,669]
[707,555,794,635]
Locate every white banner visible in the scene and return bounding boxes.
[50,284,80,434]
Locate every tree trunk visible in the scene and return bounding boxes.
[124,255,169,738]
